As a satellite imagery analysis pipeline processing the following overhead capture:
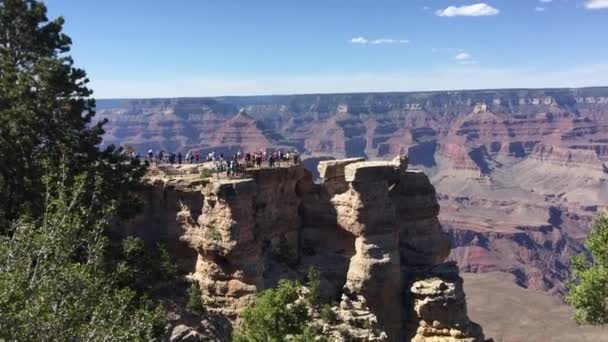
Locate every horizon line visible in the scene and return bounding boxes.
[93,84,608,101]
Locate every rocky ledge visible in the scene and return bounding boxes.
[130,158,489,341]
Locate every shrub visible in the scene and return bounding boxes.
[567,211,608,325]
[233,279,309,341]
[157,243,178,278]
[320,304,337,324]
[114,237,178,292]
[306,266,321,307]
[206,225,222,241]
[187,283,205,314]
[0,176,165,340]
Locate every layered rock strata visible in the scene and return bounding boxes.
[140,159,487,341]
[100,88,608,303]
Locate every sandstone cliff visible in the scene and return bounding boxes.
[99,88,608,303]
[135,159,488,341]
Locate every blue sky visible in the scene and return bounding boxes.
[45,0,608,98]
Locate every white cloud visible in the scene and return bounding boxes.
[585,0,608,9]
[90,64,608,99]
[455,52,478,65]
[539,0,552,3]
[455,52,472,60]
[436,3,500,17]
[350,36,368,44]
[349,37,409,45]
[535,6,546,11]
[371,38,410,44]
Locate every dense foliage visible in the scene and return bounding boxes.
[187,283,205,314]
[306,266,321,307]
[0,0,164,340]
[233,268,333,342]
[0,173,165,340]
[567,211,608,325]
[233,279,312,342]
[0,0,145,231]
[113,236,178,292]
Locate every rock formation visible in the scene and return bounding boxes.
[102,88,608,340]
[135,159,488,341]
[98,88,608,301]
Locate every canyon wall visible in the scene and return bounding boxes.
[100,87,608,299]
[137,160,488,341]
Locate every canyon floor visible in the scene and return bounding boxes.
[463,272,607,342]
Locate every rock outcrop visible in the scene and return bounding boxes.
[99,88,608,305]
[408,263,484,342]
[135,158,488,341]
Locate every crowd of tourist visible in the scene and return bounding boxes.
[125,147,301,178]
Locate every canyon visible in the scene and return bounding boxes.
[126,159,488,341]
[100,87,608,340]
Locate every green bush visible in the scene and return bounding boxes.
[306,267,321,307]
[233,279,309,341]
[320,304,337,324]
[158,243,178,278]
[114,237,178,293]
[0,176,165,340]
[567,211,608,325]
[290,327,325,342]
[206,225,222,241]
[187,283,205,314]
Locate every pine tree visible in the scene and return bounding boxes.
[567,211,608,325]
[0,1,164,339]
[0,0,144,230]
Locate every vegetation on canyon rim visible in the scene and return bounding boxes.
[567,211,608,325]
[0,0,166,339]
[233,268,328,342]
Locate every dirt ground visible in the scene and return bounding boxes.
[462,272,608,342]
